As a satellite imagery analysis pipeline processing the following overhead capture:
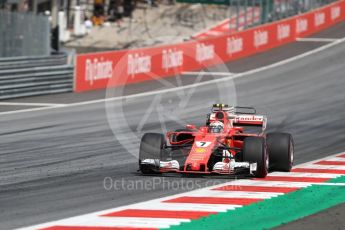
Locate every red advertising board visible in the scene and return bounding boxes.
[75,0,345,92]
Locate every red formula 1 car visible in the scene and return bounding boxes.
[139,104,294,178]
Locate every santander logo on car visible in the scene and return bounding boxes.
[237,115,264,122]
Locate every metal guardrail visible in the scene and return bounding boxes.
[0,55,74,100]
[0,55,68,70]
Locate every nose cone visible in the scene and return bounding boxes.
[184,138,215,172]
[191,162,200,171]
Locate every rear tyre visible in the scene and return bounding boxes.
[267,133,294,172]
[139,133,166,174]
[243,137,268,178]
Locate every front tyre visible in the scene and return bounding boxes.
[243,137,268,178]
[139,133,166,174]
[267,133,294,172]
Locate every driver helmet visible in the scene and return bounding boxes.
[209,121,224,133]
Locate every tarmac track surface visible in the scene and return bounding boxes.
[0,22,345,230]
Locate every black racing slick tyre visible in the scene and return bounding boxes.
[139,133,166,174]
[267,133,294,172]
[243,137,268,178]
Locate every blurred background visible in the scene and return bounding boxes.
[0,0,337,56]
[0,0,338,99]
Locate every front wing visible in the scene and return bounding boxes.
[140,159,258,175]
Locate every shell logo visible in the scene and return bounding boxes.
[195,148,206,153]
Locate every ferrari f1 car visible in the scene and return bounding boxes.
[139,104,294,178]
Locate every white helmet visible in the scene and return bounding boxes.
[209,121,224,133]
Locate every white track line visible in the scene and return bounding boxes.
[182,71,236,76]
[297,154,345,167]
[268,171,341,178]
[295,164,345,170]
[321,157,345,162]
[2,36,345,117]
[216,179,311,188]
[296,37,340,42]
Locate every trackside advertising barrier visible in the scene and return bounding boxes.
[75,0,345,92]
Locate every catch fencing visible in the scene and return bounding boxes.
[0,10,50,57]
[178,0,339,30]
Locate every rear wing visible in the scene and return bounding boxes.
[212,104,256,114]
[233,115,267,131]
[233,106,256,114]
[210,104,267,131]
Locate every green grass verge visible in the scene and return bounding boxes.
[165,176,345,230]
